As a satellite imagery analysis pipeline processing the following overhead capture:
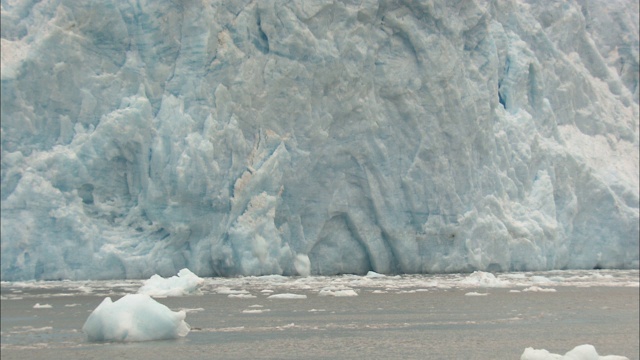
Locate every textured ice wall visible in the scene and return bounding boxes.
[1,0,638,280]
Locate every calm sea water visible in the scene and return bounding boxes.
[1,271,638,359]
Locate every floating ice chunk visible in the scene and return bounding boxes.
[33,303,52,309]
[137,268,204,297]
[267,293,307,299]
[521,344,628,360]
[464,292,489,296]
[523,286,557,292]
[215,287,249,295]
[365,271,386,278]
[318,289,358,297]
[531,276,553,284]
[398,290,417,294]
[242,309,270,314]
[521,347,563,360]
[180,308,204,313]
[257,275,288,282]
[460,271,508,288]
[82,294,190,342]
[504,273,527,279]
[229,293,256,299]
[11,326,53,334]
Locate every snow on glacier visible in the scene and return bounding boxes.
[1,0,638,280]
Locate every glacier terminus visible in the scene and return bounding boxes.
[1,0,638,281]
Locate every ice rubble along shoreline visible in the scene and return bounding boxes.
[1,0,638,281]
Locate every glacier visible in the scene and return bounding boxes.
[1,0,638,281]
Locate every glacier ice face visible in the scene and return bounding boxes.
[1,0,638,280]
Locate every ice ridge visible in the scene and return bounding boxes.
[1,0,638,280]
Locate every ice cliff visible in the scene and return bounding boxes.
[1,0,638,280]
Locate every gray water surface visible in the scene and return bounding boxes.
[1,273,638,359]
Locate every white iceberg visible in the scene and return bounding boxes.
[82,294,190,342]
[521,344,628,360]
[137,268,204,297]
[33,303,52,309]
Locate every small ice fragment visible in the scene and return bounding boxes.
[523,286,556,292]
[318,289,358,297]
[242,309,270,314]
[267,293,307,299]
[229,293,256,299]
[365,271,386,278]
[461,271,508,287]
